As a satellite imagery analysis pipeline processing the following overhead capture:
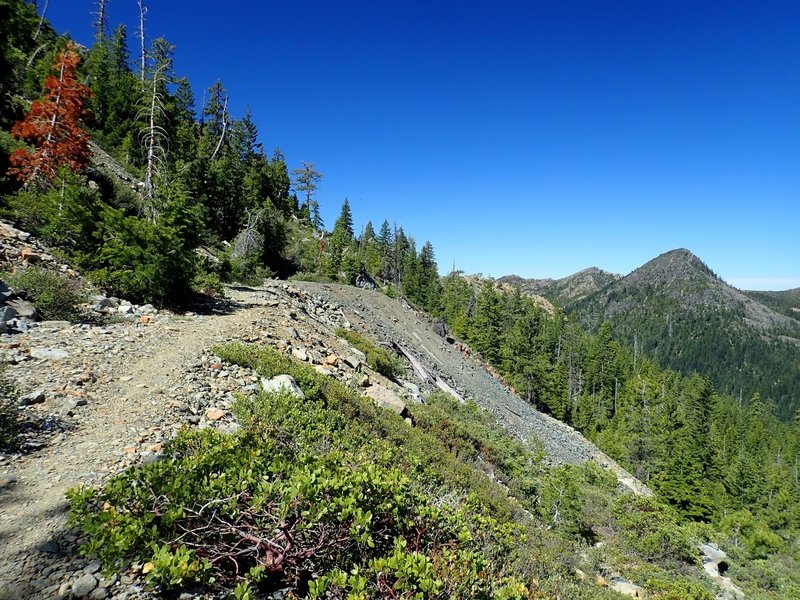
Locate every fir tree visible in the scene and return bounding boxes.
[9,43,92,185]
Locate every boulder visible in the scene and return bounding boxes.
[608,577,643,598]
[19,247,41,263]
[206,408,226,421]
[261,374,305,399]
[70,573,98,598]
[0,280,12,302]
[0,305,18,324]
[20,389,46,405]
[402,381,425,403]
[91,295,118,311]
[355,271,377,289]
[6,297,37,318]
[364,384,407,415]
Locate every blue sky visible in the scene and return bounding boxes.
[46,1,799,289]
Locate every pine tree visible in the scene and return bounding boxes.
[376,219,394,281]
[292,161,323,230]
[418,241,442,314]
[471,280,502,363]
[9,43,92,185]
[326,198,355,279]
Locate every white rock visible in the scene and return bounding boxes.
[364,385,406,415]
[30,347,70,360]
[261,374,305,399]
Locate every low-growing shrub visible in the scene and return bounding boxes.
[5,267,85,321]
[612,495,696,564]
[335,327,405,379]
[0,367,19,450]
[287,270,335,284]
[68,344,536,597]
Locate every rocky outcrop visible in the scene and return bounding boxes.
[699,543,745,599]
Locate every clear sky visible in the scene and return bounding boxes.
[45,1,799,289]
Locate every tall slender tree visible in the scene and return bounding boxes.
[292,161,323,229]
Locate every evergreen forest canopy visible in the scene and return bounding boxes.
[1,1,800,597]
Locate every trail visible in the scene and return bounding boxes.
[0,290,271,598]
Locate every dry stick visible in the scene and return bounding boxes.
[94,0,109,40]
[137,0,147,81]
[209,95,229,160]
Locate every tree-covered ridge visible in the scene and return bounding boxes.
[567,249,800,420]
[433,273,800,596]
[0,0,447,308]
[744,287,800,322]
[498,267,621,306]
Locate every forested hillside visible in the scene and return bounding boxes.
[0,0,441,309]
[744,288,800,321]
[430,273,800,596]
[566,249,800,419]
[498,267,621,306]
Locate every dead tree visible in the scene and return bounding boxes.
[137,0,147,81]
[93,0,109,41]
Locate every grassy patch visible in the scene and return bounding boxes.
[335,327,405,379]
[0,366,19,450]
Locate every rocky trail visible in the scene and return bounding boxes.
[1,277,654,599]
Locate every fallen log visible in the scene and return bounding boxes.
[392,342,464,403]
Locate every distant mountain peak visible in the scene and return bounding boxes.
[568,249,800,419]
[636,248,718,281]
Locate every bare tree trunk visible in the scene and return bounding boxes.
[94,0,109,41]
[34,0,49,41]
[209,95,229,160]
[137,0,147,81]
[141,62,168,220]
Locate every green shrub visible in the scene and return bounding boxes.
[0,367,19,450]
[88,206,197,304]
[287,270,335,283]
[229,253,275,286]
[192,270,225,297]
[335,327,405,379]
[612,495,696,564]
[644,578,715,600]
[2,170,103,260]
[68,347,534,596]
[5,267,85,321]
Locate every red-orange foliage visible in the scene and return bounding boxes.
[8,43,93,184]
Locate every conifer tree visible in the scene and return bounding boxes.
[292,161,323,230]
[8,42,92,185]
[326,198,355,278]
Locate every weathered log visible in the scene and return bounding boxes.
[392,342,464,402]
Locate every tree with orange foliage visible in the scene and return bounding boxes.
[8,42,93,185]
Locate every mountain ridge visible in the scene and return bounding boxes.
[497,266,621,306]
[562,248,800,418]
